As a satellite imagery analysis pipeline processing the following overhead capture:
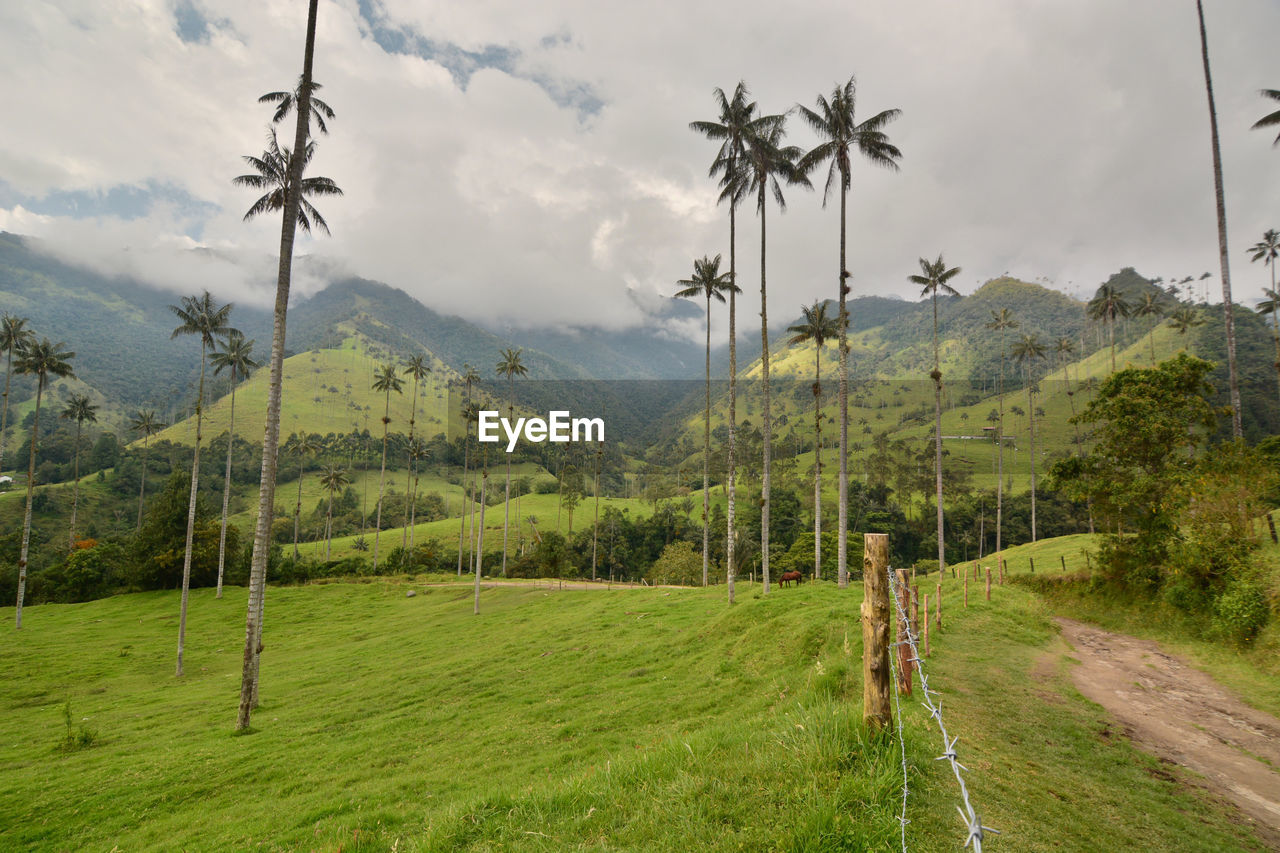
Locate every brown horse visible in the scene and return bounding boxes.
[779,570,804,587]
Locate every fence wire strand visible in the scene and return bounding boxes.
[887,566,999,851]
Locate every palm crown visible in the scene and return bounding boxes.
[60,393,97,427]
[1251,89,1280,146]
[496,348,528,382]
[170,292,236,349]
[259,77,336,136]
[15,338,75,390]
[233,128,343,235]
[210,331,260,379]
[675,255,738,304]
[795,76,902,205]
[787,301,841,348]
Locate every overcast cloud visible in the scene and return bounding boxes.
[2,0,1279,337]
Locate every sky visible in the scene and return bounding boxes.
[2,0,1280,341]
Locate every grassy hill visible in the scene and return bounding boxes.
[0,572,1272,850]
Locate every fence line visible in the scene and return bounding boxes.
[887,566,999,851]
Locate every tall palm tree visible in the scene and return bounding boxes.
[1253,89,1280,145]
[796,76,902,589]
[787,301,839,580]
[676,255,737,586]
[1196,0,1242,439]
[59,393,98,550]
[0,314,34,476]
[131,410,167,531]
[1133,292,1165,366]
[170,291,236,677]
[287,432,320,561]
[1086,284,1130,372]
[319,464,349,561]
[401,355,431,549]
[210,331,260,597]
[692,82,761,604]
[239,0,327,731]
[910,254,961,578]
[13,338,74,628]
[495,348,527,577]
[738,113,811,594]
[1054,337,1082,451]
[456,365,479,576]
[1168,306,1206,341]
[984,308,1018,557]
[1011,334,1047,542]
[1249,230,1280,407]
[369,362,404,571]
[233,128,343,236]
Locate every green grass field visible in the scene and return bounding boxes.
[1,560,1273,851]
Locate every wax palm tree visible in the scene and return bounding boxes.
[1254,89,1280,145]
[787,301,840,580]
[796,76,902,589]
[910,254,961,577]
[676,255,737,586]
[1086,284,1130,372]
[1195,0,1242,438]
[319,464,349,561]
[210,331,260,597]
[1011,334,1047,543]
[59,393,97,550]
[401,355,431,548]
[170,291,236,677]
[1167,306,1205,341]
[233,128,343,236]
[736,113,811,593]
[287,432,321,560]
[1054,337,1082,450]
[13,338,74,628]
[370,362,404,570]
[259,77,335,136]
[1133,292,1165,366]
[984,308,1017,557]
[239,0,325,731]
[0,314,34,476]
[690,81,772,604]
[456,365,479,575]
[495,348,527,577]
[131,410,167,531]
[1250,230,1280,407]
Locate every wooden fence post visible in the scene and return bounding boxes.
[911,585,919,638]
[998,560,1005,585]
[936,582,942,631]
[1060,554,1067,572]
[895,569,914,696]
[1029,556,1035,574]
[963,573,969,608]
[862,533,891,729]
[1269,512,1278,544]
[985,567,991,601]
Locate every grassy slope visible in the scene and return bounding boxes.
[0,572,1272,852]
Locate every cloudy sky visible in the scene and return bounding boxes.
[2,0,1279,339]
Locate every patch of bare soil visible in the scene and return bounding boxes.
[1057,618,1280,849]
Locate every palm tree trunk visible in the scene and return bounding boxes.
[813,345,822,580]
[68,420,82,550]
[238,0,318,731]
[836,182,850,589]
[217,370,238,598]
[933,295,944,578]
[0,347,13,476]
[591,447,601,581]
[996,331,1005,557]
[502,378,513,577]
[137,435,150,531]
[325,486,334,561]
[1197,0,1243,439]
[15,381,43,629]
[457,403,471,576]
[403,374,419,549]
[759,188,772,595]
[373,391,390,570]
[177,345,206,677]
[727,204,737,604]
[1028,379,1037,543]
[293,454,304,560]
[1109,319,1117,373]
[702,293,711,587]
[473,459,487,614]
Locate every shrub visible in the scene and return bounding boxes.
[1213,577,1270,645]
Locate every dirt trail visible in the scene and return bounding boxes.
[1057,618,1280,848]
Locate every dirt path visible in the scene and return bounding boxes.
[1057,618,1280,848]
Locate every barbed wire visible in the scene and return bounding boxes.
[886,566,999,851]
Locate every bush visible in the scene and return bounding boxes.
[1213,577,1270,645]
